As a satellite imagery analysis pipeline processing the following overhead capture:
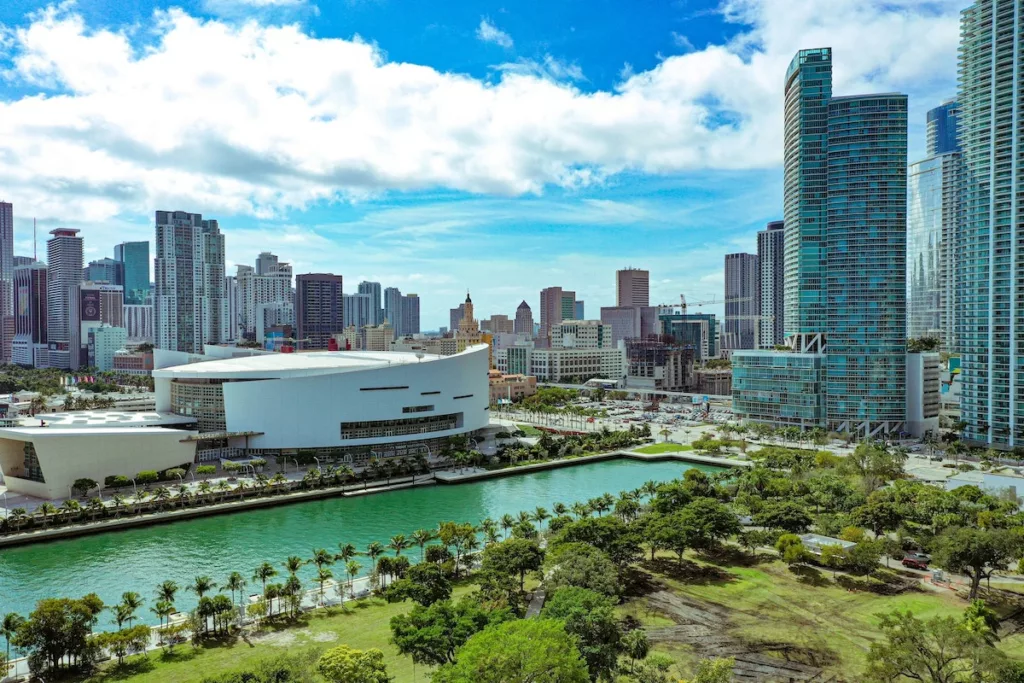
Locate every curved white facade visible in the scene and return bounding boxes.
[154,345,490,452]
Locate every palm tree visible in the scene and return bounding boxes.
[119,591,144,627]
[484,527,500,545]
[552,502,568,517]
[571,501,590,519]
[7,508,27,533]
[516,510,532,525]
[60,499,81,523]
[345,560,362,597]
[174,483,191,507]
[283,555,305,580]
[388,534,410,557]
[156,580,179,604]
[151,600,174,639]
[336,542,358,565]
[110,494,126,517]
[37,502,58,529]
[215,480,231,502]
[641,480,660,498]
[1,613,25,665]
[189,575,216,599]
[365,541,384,576]
[310,547,334,572]
[315,567,333,605]
[222,571,246,623]
[499,513,515,539]
[197,480,213,501]
[151,486,171,510]
[86,497,104,522]
[253,562,277,596]
[532,506,550,530]
[411,529,434,562]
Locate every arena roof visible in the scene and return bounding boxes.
[15,411,197,429]
[154,345,487,381]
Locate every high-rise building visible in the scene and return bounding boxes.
[255,251,279,276]
[13,256,35,268]
[114,241,150,305]
[616,268,649,307]
[358,281,383,326]
[154,211,227,353]
[723,253,759,351]
[574,300,585,320]
[0,203,13,362]
[89,324,128,371]
[70,282,124,369]
[84,258,124,287]
[539,286,575,343]
[757,221,785,348]
[45,228,84,368]
[383,287,401,331]
[449,303,466,334]
[514,301,534,336]
[600,306,641,345]
[295,273,344,350]
[660,312,718,362]
[783,48,832,353]
[825,93,908,436]
[12,262,47,367]
[123,304,154,344]
[926,99,960,156]
[343,293,374,331]
[907,151,962,348]
[401,293,420,336]
[224,274,238,341]
[958,0,1023,447]
[237,258,292,339]
[482,314,514,335]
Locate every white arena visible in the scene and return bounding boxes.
[153,343,491,461]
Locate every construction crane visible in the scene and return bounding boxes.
[680,293,718,315]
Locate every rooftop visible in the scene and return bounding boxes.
[13,411,196,429]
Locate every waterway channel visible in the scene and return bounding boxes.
[0,458,721,620]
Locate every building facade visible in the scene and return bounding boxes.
[344,293,374,332]
[957,0,1023,448]
[401,294,420,336]
[495,344,627,384]
[600,306,642,346]
[659,312,718,362]
[237,259,292,339]
[906,352,941,438]
[539,286,576,344]
[616,268,649,307]
[12,262,47,367]
[514,301,534,336]
[757,221,785,348]
[724,252,759,351]
[551,320,612,349]
[114,241,150,306]
[825,93,908,437]
[0,203,13,363]
[45,228,84,369]
[69,282,124,370]
[154,211,227,353]
[84,258,124,287]
[123,304,154,344]
[358,281,383,326]
[732,351,825,427]
[295,273,344,350]
[89,325,128,371]
[783,48,832,352]
[926,99,960,156]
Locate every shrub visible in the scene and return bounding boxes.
[136,470,159,485]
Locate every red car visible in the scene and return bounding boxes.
[902,554,930,570]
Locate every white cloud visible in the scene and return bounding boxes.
[476,17,513,48]
[0,1,959,224]
[671,31,694,52]
[494,54,586,83]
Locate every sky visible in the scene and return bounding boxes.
[0,0,964,329]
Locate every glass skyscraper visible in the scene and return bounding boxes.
[114,241,150,305]
[783,48,832,353]
[926,100,961,156]
[957,0,1023,448]
[825,94,908,436]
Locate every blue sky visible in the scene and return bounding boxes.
[0,0,963,328]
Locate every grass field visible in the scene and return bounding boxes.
[633,442,694,454]
[515,423,544,437]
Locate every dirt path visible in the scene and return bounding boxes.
[641,589,837,682]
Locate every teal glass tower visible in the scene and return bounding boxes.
[114,241,150,305]
[957,0,1023,448]
[826,94,909,436]
[782,48,832,353]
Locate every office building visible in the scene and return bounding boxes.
[514,301,534,336]
[907,151,962,348]
[659,312,718,361]
[296,274,344,350]
[539,286,575,343]
[358,281,383,326]
[494,344,627,384]
[13,256,35,268]
[906,351,941,438]
[958,0,1023,447]
[255,252,278,276]
[0,203,12,362]
[344,293,374,331]
[114,241,150,305]
[154,211,227,353]
[45,228,84,368]
[757,221,785,348]
[89,324,128,371]
[926,99,960,156]
[363,321,395,352]
[237,258,292,338]
[825,93,908,437]
[482,315,514,335]
[616,268,649,307]
[401,293,420,336]
[224,274,238,341]
[84,258,124,287]
[550,320,612,349]
[574,300,585,320]
[449,303,466,334]
[123,304,154,344]
[626,339,694,392]
[600,306,642,346]
[11,262,47,367]
[732,351,825,427]
[69,282,124,369]
[723,253,759,350]
[256,302,294,348]
[384,287,402,333]
[783,48,832,353]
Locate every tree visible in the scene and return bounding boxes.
[775,534,809,567]
[545,543,621,597]
[316,645,390,683]
[389,597,505,667]
[12,597,101,673]
[252,562,277,597]
[622,628,650,674]
[384,561,451,606]
[71,478,97,498]
[819,544,847,579]
[481,538,544,593]
[118,591,144,628]
[932,527,1023,599]
[674,498,741,553]
[865,609,1005,683]
[753,500,812,533]
[853,500,903,538]
[1,613,25,665]
[554,516,642,568]
[411,529,435,563]
[542,586,622,681]
[189,575,217,599]
[681,657,735,683]
[431,618,589,683]
[650,481,692,514]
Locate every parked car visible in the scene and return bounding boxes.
[902,553,930,570]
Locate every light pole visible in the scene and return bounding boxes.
[291,458,299,475]
[313,457,321,473]
[130,478,138,498]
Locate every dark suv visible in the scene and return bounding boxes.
[902,553,930,570]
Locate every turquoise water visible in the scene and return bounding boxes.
[0,459,718,621]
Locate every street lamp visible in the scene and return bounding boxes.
[130,478,138,498]
[313,457,321,473]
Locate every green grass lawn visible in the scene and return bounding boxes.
[633,442,694,454]
[515,423,544,437]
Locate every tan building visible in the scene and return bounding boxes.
[695,368,732,396]
[488,370,537,404]
[363,321,394,351]
[616,268,649,307]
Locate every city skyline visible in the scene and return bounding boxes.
[0,1,963,329]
